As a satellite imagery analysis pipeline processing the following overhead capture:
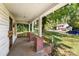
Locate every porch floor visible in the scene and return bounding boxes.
[8,37,35,56]
[8,37,48,56]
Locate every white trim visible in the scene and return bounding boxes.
[29,24,30,32]
[32,21,34,32]
[38,17,42,37]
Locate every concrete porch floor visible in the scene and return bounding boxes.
[8,37,48,56]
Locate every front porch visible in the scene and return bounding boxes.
[0,3,68,56]
[5,3,68,56]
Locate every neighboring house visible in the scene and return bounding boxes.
[0,4,17,56]
[56,23,72,32]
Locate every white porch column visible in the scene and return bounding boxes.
[38,17,42,37]
[15,24,17,38]
[29,24,30,32]
[32,21,34,32]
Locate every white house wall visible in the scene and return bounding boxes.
[0,4,16,56]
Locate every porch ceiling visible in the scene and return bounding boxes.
[4,3,58,23]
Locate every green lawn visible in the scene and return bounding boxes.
[43,31,79,56]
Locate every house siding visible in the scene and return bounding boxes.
[0,4,16,56]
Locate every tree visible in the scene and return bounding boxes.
[43,3,79,30]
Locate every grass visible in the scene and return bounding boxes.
[43,31,79,56]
